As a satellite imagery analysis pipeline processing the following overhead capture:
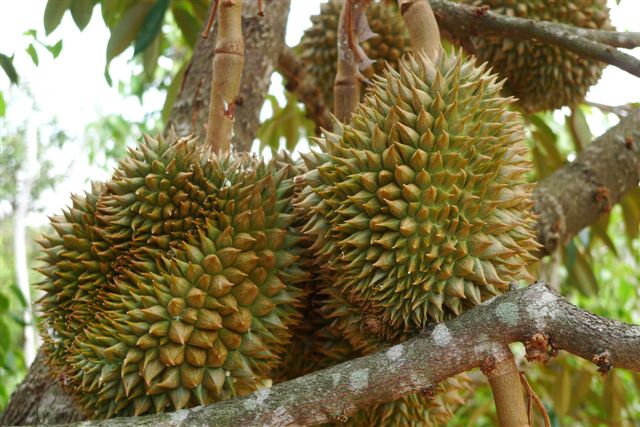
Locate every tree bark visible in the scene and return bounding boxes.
[58,282,640,427]
[533,109,640,255]
[166,0,290,152]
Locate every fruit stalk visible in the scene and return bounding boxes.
[483,345,530,427]
[333,0,367,123]
[205,0,245,154]
[397,0,441,62]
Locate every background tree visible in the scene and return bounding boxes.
[0,0,638,425]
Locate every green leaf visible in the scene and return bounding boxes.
[0,91,5,117]
[70,0,95,31]
[45,40,63,58]
[133,0,170,56]
[25,44,39,66]
[105,2,154,63]
[171,3,200,47]
[567,107,591,152]
[0,53,19,85]
[23,29,37,38]
[588,214,618,257]
[565,241,599,296]
[619,189,640,252]
[142,34,161,80]
[44,0,71,35]
[161,62,188,123]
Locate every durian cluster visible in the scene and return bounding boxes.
[458,0,612,111]
[37,133,306,418]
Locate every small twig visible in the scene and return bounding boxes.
[257,0,264,17]
[569,28,640,49]
[430,0,640,78]
[201,0,220,39]
[519,371,551,427]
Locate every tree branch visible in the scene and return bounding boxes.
[430,0,640,78]
[58,282,640,427]
[276,46,332,132]
[533,109,640,255]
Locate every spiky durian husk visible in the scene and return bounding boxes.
[297,50,540,336]
[37,133,306,418]
[36,182,114,372]
[300,0,409,107]
[459,0,612,112]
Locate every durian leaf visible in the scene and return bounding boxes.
[70,0,96,31]
[567,369,594,414]
[44,0,70,35]
[567,107,591,153]
[0,92,5,117]
[619,188,640,252]
[171,3,200,48]
[0,53,18,85]
[565,240,599,297]
[161,61,188,123]
[550,368,572,416]
[45,40,63,59]
[25,44,39,66]
[190,0,211,22]
[142,34,161,80]
[588,214,618,258]
[603,371,625,424]
[106,2,154,63]
[133,0,170,56]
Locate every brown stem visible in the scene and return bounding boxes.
[397,0,441,62]
[333,0,364,123]
[205,0,244,154]
[482,346,529,427]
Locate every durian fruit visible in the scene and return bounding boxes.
[36,182,115,372]
[36,132,307,418]
[298,50,540,339]
[458,0,612,112]
[300,0,409,107]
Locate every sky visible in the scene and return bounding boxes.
[0,0,639,224]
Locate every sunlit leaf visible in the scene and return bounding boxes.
[0,91,5,117]
[25,44,39,66]
[0,53,19,85]
[45,40,63,58]
[134,0,170,56]
[171,3,200,48]
[105,2,154,63]
[44,0,70,35]
[567,107,591,152]
[161,61,188,123]
[70,0,96,31]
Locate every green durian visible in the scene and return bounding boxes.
[297,49,540,338]
[458,0,612,111]
[36,132,306,418]
[300,0,410,107]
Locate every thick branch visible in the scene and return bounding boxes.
[59,282,639,427]
[430,0,640,78]
[167,0,290,152]
[277,46,332,132]
[533,109,640,254]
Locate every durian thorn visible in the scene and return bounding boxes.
[201,0,220,39]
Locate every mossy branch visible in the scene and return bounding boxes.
[429,0,640,78]
[205,0,245,154]
[53,282,640,427]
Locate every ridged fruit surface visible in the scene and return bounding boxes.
[459,0,612,111]
[36,133,306,418]
[298,50,540,339]
[300,0,409,107]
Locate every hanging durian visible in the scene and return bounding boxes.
[297,49,540,341]
[300,0,410,107]
[36,132,307,418]
[458,0,612,112]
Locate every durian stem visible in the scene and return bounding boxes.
[204,0,244,155]
[482,345,530,427]
[333,0,367,123]
[397,0,441,62]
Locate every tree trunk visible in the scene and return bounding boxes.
[167,0,291,152]
[0,2,290,425]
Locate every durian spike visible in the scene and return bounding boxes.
[205,0,245,155]
[334,0,371,122]
[397,0,441,62]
